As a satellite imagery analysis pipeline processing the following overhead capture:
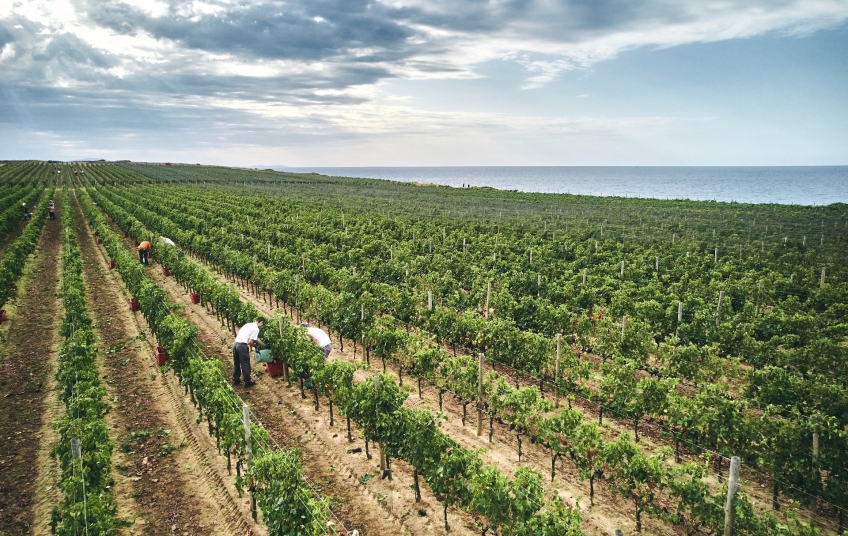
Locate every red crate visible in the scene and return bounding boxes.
[0,310,6,323]
[162,267,170,277]
[155,346,169,366]
[108,259,115,269]
[265,360,285,378]
[190,292,200,304]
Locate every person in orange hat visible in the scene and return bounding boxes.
[137,240,152,265]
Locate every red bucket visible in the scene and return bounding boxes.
[162,267,170,277]
[130,298,140,311]
[108,260,115,269]
[265,360,285,378]
[190,292,200,304]
[97,239,102,245]
[134,240,139,247]
[124,232,128,238]
[0,310,6,323]
[155,346,169,366]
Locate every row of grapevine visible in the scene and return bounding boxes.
[50,187,117,534]
[0,185,52,310]
[0,161,50,237]
[73,186,342,535]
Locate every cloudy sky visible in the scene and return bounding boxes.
[1,0,847,166]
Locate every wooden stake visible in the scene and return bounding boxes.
[554,334,561,408]
[243,404,257,521]
[812,423,820,524]
[477,353,484,437]
[582,268,587,285]
[716,290,724,326]
[715,248,718,263]
[428,290,433,310]
[724,456,741,536]
[655,256,659,271]
[621,315,626,340]
[485,282,491,319]
[821,267,826,286]
[374,376,386,473]
[678,301,683,322]
[620,260,625,277]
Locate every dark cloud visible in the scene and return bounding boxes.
[0,24,13,48]
[81,0,419,62]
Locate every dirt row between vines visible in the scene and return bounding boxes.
[0,190,62,535]
[98,203,474,535]
[70,191,258,536]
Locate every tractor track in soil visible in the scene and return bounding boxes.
[99,209,478,535]
[0,190,62,536]
[70,191,258,536]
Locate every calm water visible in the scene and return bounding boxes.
[277,166,848,206]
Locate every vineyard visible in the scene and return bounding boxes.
[0,160,846,536]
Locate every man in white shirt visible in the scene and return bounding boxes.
[301,322,332,360]
[233,317,265,387]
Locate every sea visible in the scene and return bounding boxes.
[274,166,848,206]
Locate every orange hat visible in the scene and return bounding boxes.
[138,241,151,249]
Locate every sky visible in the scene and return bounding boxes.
[1,0,847,166]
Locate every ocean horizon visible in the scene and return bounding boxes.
[271,166,848,206]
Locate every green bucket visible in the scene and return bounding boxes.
[255,349,273,363]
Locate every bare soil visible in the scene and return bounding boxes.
[0,192,62,535]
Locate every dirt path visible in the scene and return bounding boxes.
[0,191,62,535]
[69,191,256,536]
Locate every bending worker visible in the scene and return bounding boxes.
[137,240,152,265]
[233,317,265,387]
[301,322,332,360]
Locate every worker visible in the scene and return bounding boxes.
[233,317,265,387]
[301,322,332,360]
[22,202,29,220]
[48,200,55,220]
[137,240,151,265]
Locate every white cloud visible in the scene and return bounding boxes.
[1,0,845,165]
[0,43,14,60]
